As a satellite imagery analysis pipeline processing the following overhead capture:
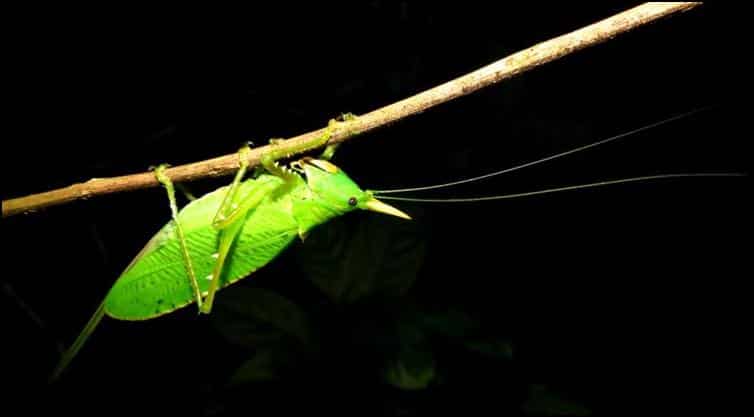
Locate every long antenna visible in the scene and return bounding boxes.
[375,173,745,203]
[372,107,712,195]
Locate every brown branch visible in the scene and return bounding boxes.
[3,2,700,218]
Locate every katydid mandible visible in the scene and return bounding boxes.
[50,115,410,380]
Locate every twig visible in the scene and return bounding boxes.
[2,3,700,218]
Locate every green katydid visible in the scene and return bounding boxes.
[50,114,411,380]
[50,108,742,381]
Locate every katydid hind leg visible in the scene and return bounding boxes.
[154,164,203,311]
[202,174,290,313]
[202,145,279,313]
[213,145,252,229]
[204,115,352,314]
[201,218,244,314]
[202,137,310,314]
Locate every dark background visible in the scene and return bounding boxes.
[3,3,747,415]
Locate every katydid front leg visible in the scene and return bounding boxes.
[318,143,340,161]
[318,113,356,161]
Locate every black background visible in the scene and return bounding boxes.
[3,3,748,415]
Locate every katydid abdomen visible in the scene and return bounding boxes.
[51,175,303,380]
[107,174,300,320]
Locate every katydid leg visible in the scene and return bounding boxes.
[213,145,252,228]
[202,115,356,313]
[201,217,243,314]
[201,178,286,314]
[201,149,291,314]
[318,143,340,161]
[154,164,203,310]
[320,113,356,160]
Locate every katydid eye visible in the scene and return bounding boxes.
[348,197,358,206]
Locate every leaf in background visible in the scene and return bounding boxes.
[223,345,301,385]
[416,309,480,339]
[383,343,436,390]
[465,338,514,360]
[229,349,279,384]
[211,286,313,348]
[297,213,426,304]
[522,384,592,416]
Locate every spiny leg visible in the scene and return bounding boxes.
[201,181,282,313]
[201,115,356,314]
[201,145,253,314]
[153,164,203,311]
[201,146,284,314]
[201,217,243,314]
[213,145,252,228]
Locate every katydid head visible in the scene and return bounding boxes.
[301,158,411,220]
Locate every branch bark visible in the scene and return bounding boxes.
[3,2,700,218]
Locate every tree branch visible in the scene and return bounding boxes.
[3,2,700,218]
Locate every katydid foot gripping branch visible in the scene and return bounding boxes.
[50,108,744,381]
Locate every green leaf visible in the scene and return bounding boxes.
[417,309,479,339]
[522,384,592,416]
[228,348,294,385]
[465,338,514,360]
[383,344,436,390]
[297,213,426,304]
[212,286,312,348]
[229,350,279,384]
